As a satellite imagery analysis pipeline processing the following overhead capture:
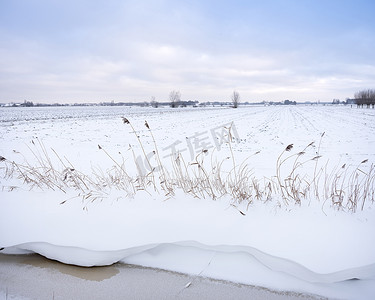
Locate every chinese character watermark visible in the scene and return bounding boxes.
[135,122,240,176]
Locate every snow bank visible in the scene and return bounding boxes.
[1,189,375,299]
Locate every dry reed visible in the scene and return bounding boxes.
[0,119,374,213]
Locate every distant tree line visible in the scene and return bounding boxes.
[266,100,297,105]
[354,89,375,108]
[283,100,297,105]
[21,100,34,107]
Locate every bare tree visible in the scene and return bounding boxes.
[150,96,158,108]
[169,90,181,108]
[231,90,240,108]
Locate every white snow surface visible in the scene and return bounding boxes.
[1,105,375,299]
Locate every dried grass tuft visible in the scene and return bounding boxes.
[1,120,374,213]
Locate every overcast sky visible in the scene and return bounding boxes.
[1,0,374,103]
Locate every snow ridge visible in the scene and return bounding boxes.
[3,241,375,299]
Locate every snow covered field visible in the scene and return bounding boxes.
[1,105,375,299]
